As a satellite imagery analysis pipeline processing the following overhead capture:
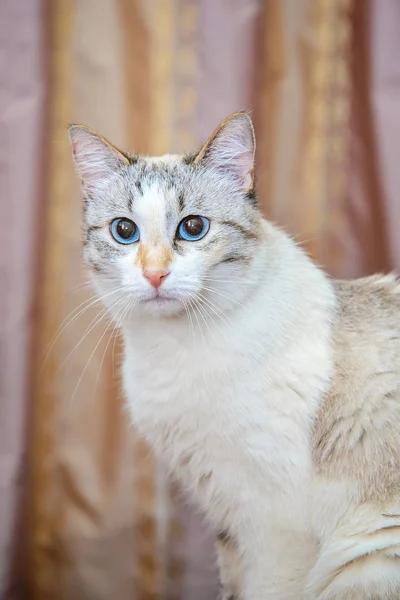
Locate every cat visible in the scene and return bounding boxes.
[69,112,400,600]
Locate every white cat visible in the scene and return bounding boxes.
[69,112,400,599]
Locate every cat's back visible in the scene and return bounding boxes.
[313,274,400,502]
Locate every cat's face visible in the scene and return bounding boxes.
[69,113,262,318]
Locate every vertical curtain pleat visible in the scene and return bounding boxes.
[19,1,400,599]
[29,1,73,597]
[0,0,46,596]
[255,0,354,268]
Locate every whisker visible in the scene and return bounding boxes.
[201,277,256,284]
[69,319,114,406]
[188,297,207,351]
[201,285,245,308]
[181,297,195,348]
[191,295,221,355]
[42,285,125,368]
[92,295,133,399]
[112,294,138,377]
[69,295,129,406]
[196,296,235,345]
[196,292,231,329]
[111,295,136,378]
[196,296,222,355]
[59,294,127,373]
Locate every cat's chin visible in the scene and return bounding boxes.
[139,295,185,317]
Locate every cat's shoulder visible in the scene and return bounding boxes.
[331,272,400,361]
[313,274,400,501]
[331,273,400,392]
[333,273,400,325]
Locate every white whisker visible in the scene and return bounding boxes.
[69,295,129,406]
[201,285,245,308]
[42,285,126,369]
[92,295,134,399]
[196,292,231,329]
[192,295,222,356]
[59,294,126,373]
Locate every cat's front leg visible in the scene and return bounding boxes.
[216,530,244,600]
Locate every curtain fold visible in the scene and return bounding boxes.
[255,0,355,269]
[1,1,399,598]
[0,1,46,596]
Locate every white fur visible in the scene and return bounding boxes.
[122,222,335,598]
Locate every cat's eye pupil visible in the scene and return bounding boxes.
[116,219,135,239]
[110,217,139,244]
[183,217,204,237]
[177,215,209,242]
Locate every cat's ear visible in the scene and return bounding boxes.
[194,112,255,192]
[68,124,130,193]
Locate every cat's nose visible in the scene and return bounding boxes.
[143,268,170,288]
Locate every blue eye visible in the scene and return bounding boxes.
[177,216,210,241]
[110,218,140,244]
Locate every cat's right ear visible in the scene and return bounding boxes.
[193,112,255,192]
[68,125,130,193]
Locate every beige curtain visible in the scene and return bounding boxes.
[0,0,46,596]
[1,1,400,598]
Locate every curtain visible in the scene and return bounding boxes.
[0,1,46,597]
[1,1,399,598]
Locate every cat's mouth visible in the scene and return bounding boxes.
[145,296,175,304]
[140,291,183,314]
[141,290,178,306]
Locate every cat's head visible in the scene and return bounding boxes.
[69,112,263,318]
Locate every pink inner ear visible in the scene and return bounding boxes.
[202,116,255,190]
[70,127,128,191]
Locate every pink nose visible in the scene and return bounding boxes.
[143,268,170,288]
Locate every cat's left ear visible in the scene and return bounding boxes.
[68,124,130,194]
[194,111,255,192]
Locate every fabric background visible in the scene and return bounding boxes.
[1,1,400,598]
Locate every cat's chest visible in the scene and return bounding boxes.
[124,340,270,516]
[123,329,247,434]
[123,326,265,461]
[122,323,316,529]
[123,328,308,473]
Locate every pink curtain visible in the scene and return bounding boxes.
[1,1,400,598]
[0,1,46,596]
